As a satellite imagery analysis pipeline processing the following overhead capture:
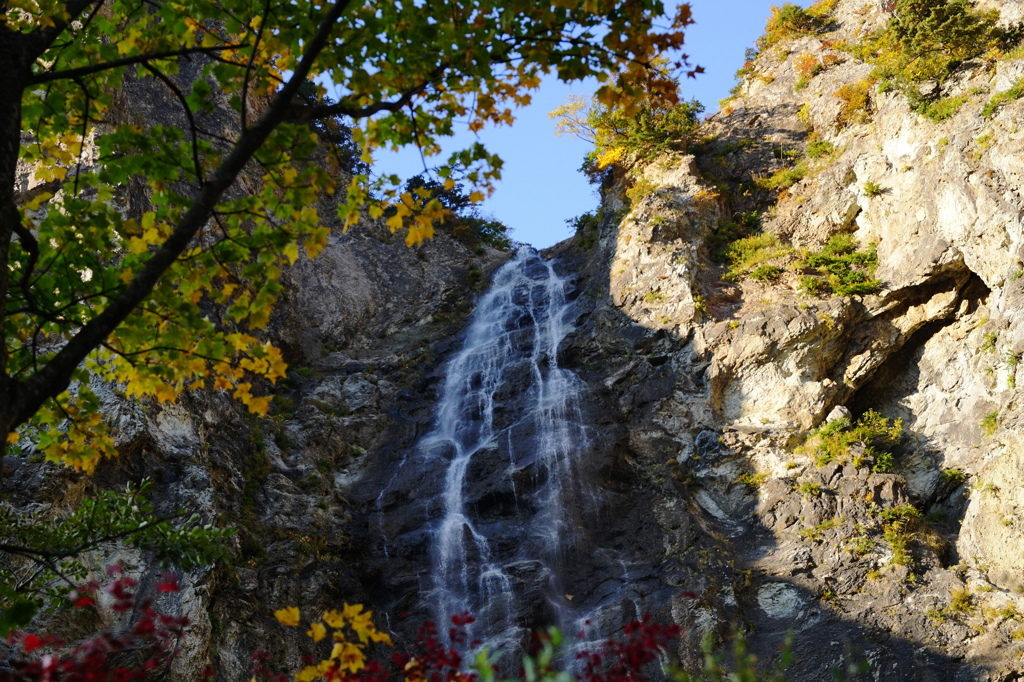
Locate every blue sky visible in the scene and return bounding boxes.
[370,1,782,249]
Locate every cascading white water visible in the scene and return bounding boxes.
[414,246,593,652]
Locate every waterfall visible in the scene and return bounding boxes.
[414,246,594,653]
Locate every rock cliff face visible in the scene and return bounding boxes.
[538,0,1024,677]
[11,1,1024,679]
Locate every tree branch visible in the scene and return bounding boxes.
[12,179,62,206]
[29,44,247,86]
[289,68,443,122]
[0,516,181,560]
[140,62,205,183]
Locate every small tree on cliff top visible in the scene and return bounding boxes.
[0,0,698,475]
[549,61,703,177]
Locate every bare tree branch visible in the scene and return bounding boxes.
[28,44,247,86]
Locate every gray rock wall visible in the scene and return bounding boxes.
[545,0,1024,677]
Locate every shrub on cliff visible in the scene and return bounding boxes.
[550,70,705,172]
[757,3,827,51]
[852,0,1019,93]
[800,409,904,472]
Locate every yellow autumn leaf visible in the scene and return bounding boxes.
[468,191,485,203]
[283,243,299,266]
[307,622,327,643]
[405,220,434,246]
[6,432,18,444]
[370,630,393,645]
[305,226,329,258]
[350,613,374,643]
[228,333,257,351]
[322,609,345,629]
[331,642,366,673]
[343,207,360,229]
[24,191,52,211]
[246,395,271,415]
[274,606,301,626]
[340,603,365,619]
[295,667,320,682]
[265,348,287,383]
[154,383,177,403]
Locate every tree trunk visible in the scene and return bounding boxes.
[0,30,30,472]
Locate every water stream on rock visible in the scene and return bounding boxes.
[415,246,595,654]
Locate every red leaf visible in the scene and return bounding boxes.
[22,633,44,653]
[157,573,180,593]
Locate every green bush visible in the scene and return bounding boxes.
[982,77,1024,117]
[737,471,769,490]
[758,3,826,50]
[725,233,791,279]
[914,94,970,121]
[863,181,884,196]
[889,0,998,73]
[799,481,823,497]
[568,210,601,249]
[806,139,835,159]
[848,0,1019,118]
[940,467,967,487]
[981,410,999,435]
[553,90,705,171]
[707,211,761,263]
[750,264,785,281]
[880,503,921,566]
[755,160,809,190]
[800,409,904,471]
[800,234,881,296]
[625,99,705,156]
[800,275,832,296]
[626,177,659,205]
